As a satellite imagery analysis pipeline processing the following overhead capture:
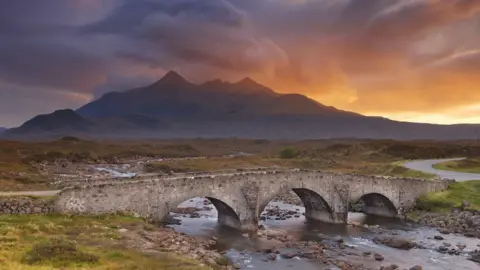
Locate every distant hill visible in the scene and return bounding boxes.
[6,110,167,136]
[6,71,480,140]
[0,127,7,133]
[6,109,94,135]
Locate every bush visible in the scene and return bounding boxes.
[214,255,232,266]
[58,136,81,142]
[279,148,298,159]
[144,163,188,174]
[21,237,99,267]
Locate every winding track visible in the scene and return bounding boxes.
[403,158,480,182]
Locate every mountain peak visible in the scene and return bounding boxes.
[155,70,189,85]
[234,77,276,96]
[236,77,258,86]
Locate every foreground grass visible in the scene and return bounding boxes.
[433,158,480,174]
[415,180,480,212]
[0,214,210,270]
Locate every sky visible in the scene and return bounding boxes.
[1,0,480,127]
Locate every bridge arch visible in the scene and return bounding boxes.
[354,193,399,218]
[164,188,252,231]
[258,186,338,224]
[206,196,242,229]
[292,188,335,222]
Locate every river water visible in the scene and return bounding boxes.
[90,164,478,269]
[170,198,479,270]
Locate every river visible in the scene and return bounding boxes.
[88,162,479,269]
[170,198,479,270]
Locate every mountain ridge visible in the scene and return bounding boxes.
[76,71,357,119]
[5,71,480,140]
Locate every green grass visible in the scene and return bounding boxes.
[0,214,212,270]
[433,158,480,174]
[415,180,480,212]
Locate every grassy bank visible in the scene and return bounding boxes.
[144,156,437,180]
[0,214,210,270]
[415,180,480,212]
[433,158,480,174]
[3,138,477,190]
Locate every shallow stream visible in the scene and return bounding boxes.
[170,198,479,270]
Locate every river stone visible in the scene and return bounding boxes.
[374,253,384,261]
[372,237,418,250]
[409,266,422,270]
[280,252,297,259]
[381,264,399,270]
[468,251,480,263]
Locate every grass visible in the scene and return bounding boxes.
[0,214,212,270]
[415,180,480,212]
[433,158,480,174]
[143,155,437,180]
[352,163,437,179]
[2,137,480,190]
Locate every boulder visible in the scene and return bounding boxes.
[372,237,418,250]
[374,253,384,261]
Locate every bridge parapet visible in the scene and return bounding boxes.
[54,169,450,231]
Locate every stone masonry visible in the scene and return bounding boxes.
[0,196,55,214]
[54,169,451,231]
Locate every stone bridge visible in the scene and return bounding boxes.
[54,169,450,231]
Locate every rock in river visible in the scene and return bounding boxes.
[372,237,418,250]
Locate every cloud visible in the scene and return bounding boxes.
[0,0,480,126]
[83,0,289,75]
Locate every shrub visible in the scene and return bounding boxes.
[144,163,188,174]
[21,237,99,267]
[279,148,298,159]
[59,136,81,142]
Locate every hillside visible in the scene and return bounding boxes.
[5,71,480,140]
[7,109,93,135]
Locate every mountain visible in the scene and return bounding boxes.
[6,71,480,140]
[0,127,7,133]
[77,71,357,120]
[6,109,94,135]
[6,110,167,137]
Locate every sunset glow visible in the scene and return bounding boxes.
[1,0,480,127]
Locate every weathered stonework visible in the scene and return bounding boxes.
[54,169,451,231]
[0,196,55,214]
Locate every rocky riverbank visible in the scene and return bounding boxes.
[410,209,480,238]
[130,226,239,269]
[253,227,428,270]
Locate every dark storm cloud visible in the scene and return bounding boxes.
[81,0,280,73]
[0,40,105,92]
[1,0,480,127]
[84,0,245,34]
